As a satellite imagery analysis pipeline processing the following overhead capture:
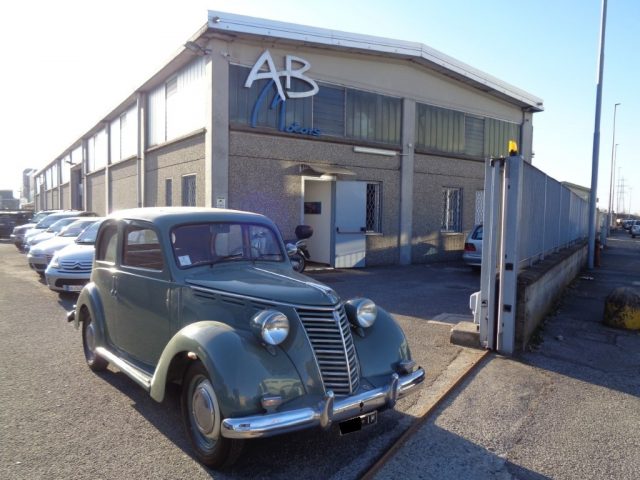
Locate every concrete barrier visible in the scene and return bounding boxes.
[515,243,588,350]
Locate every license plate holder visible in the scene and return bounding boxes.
[64,285,83,292]
[339,410,378,435]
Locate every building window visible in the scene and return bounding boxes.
[346,89,401,145]
[314,84,345,136]
[229,65,401,145]
[484,118,520,158]
[165,179,172,206]
[366,183,382,233]
[181,175,196,207]
[441,187,462,232]
[416,104,464,154]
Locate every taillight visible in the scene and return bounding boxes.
[464,243,476,252]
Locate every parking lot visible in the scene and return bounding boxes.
[0,239,483,479]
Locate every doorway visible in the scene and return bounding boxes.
[303,179,332,265]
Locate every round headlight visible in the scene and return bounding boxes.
[346,298,377,328]
[251,310,289,346]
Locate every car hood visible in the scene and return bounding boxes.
[186,265,340,307]
[30,236,77,255]
[55,243,95,261]
[15,223,36,234]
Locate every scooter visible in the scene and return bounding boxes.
[286,225,313,273]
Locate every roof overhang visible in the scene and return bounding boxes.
[300,164,356,178]
[206,11,543,112]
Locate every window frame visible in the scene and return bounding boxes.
[441,187,462,233]
[365,182,383,234]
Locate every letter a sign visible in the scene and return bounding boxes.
[245,50,319,101]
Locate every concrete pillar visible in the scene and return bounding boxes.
[105,121,111,214]
[81,139,88,211]
[399,98,416,265]
[137,92,147,207]
[521,110,534,163]
[204,43,229,209]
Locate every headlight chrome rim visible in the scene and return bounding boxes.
[251,310,289,346]
[346,297,377,328]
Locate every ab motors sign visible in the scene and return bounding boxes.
[244,50,320,136]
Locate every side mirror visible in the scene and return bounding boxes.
[286,243,298,257]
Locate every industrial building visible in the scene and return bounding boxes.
[33,11,543,267]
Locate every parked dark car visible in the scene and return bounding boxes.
[0,211,32,238]
[68,207,425,467]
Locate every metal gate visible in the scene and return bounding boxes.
[472,155,589,355]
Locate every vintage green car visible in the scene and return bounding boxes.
[69,207,424,467]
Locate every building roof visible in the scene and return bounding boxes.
[205,11,544,112]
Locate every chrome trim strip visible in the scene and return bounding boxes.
[220,368,425,439]
[94,347,152,391]
[188,284,339,311]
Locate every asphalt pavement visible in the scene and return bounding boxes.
[375,229,640,479]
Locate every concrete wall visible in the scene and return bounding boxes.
[412,153,485,263]
[145,133,206,207]
[110,159,139,212]
[516,243,588,350]
[87,170,106,215]
[229,130,401,266]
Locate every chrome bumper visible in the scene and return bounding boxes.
[221,367,425,439]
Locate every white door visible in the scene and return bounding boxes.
[303,179,332,265]
[335,181,366,268]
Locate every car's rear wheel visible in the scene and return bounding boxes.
[181,361,243,468]
[82,310,108,371]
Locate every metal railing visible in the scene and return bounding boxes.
[518,162,589,269]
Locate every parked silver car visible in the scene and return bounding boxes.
[462,224,483,268]
[45,219,104,292]
[28,218,103,274]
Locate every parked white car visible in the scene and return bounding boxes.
[462,224,483,268]
[631,223,640,238]
[27,218,102,274]
[45,219,104,292]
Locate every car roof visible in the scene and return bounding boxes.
[107,207,273,229]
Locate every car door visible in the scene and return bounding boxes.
[92,220,121,347]
[114,221,174,367]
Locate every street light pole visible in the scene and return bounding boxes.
[607,103,621,231]
[588,0,608,269]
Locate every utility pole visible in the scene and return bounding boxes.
[587,0,608,269]
[607,103,620,230]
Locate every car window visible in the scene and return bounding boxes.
[473,225,483,240]
[96,224,118,263]
[123,226,164,271]
[171,222,284,268]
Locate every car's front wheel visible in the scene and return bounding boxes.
[82,310,108,371]
[181,361,243,468]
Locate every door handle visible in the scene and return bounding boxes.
[110,276,118,296]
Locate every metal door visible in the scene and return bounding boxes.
[335,181,366,268]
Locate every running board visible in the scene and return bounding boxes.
[95,347,152,391]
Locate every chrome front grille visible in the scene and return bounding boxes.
[59,259,93,273]
[297,306,359,396]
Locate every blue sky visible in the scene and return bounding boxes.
[1,0,637,213]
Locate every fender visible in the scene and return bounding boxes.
[150,321,305,418]
[74,282,108,347]
[352,307,412,384]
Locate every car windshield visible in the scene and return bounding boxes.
[37,214,71,229]
[59,219,99,237]
[75,220,103,244]
[46,218,78,233]
[32,212,53,223]
[171,222,285,268]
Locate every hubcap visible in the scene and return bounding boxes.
[192,380,216,436]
